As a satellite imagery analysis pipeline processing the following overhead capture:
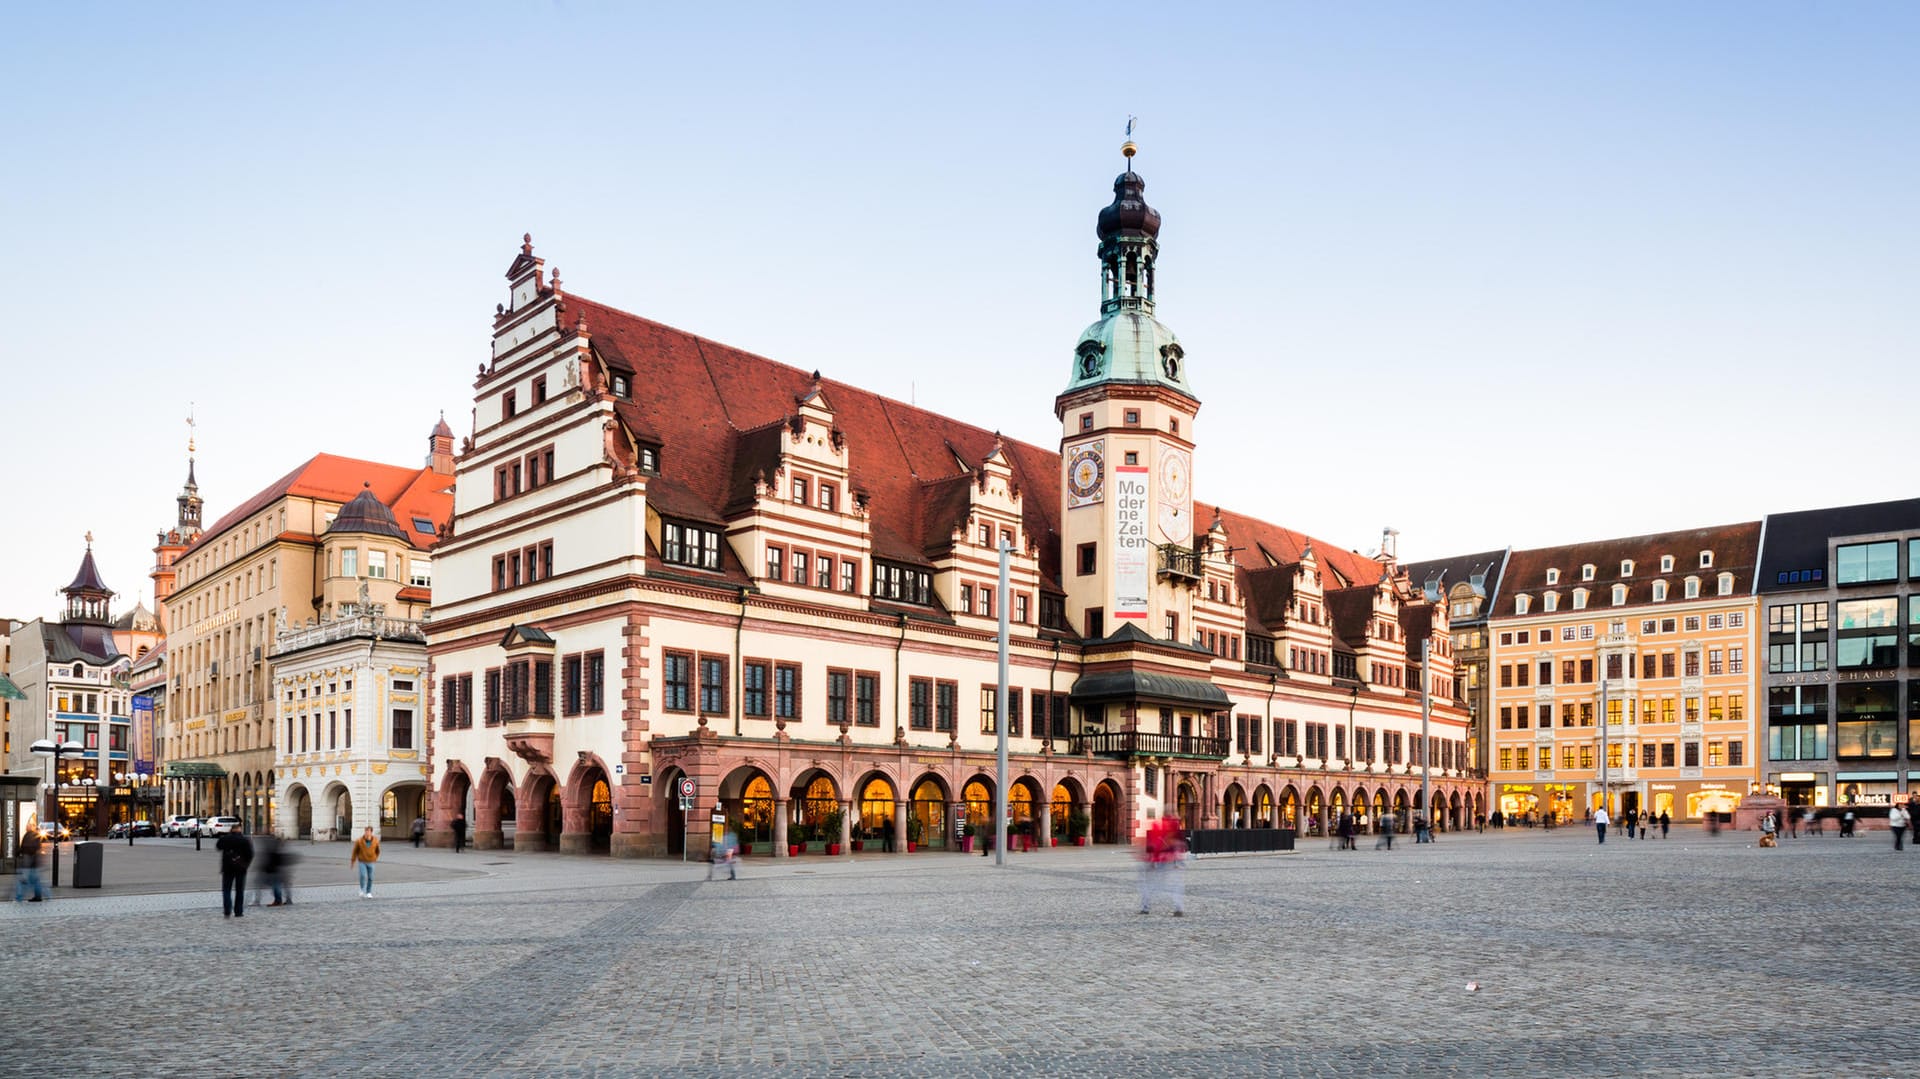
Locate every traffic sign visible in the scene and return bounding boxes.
[679,777,696,799]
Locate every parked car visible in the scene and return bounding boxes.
[107,821,159,838]
[161,814,199,837]
[35,821,72,843]
[201,816,243,837]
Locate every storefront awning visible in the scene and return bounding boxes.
[163,761,227,779]
[0,674,25,702]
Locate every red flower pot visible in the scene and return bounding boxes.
[788,844,801,857]
[852,840,864,852]
[907,842,917,852]
[826,843,841,856]
[1075,836,1089,846]
[1050,837,1058,847]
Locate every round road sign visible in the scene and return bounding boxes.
[679,777,696,799]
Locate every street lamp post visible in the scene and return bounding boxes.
[29,738,83,887]
[1598,678,1610,819]
[1419,638,1431,839]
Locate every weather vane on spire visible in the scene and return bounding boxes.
[1122,116,1138,163]
[186,402,197,455]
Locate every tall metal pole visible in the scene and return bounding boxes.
[994,539,1011,868]
[1420,638,1431,833]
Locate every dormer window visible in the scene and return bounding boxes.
[1515,595,1531,615]
[1573,588,1588,610]
[661,522,721,571]
[1620,560,1634,577]
[611,374,631,399]
[1543,592,1559,612]
[1684,576,1701,599]
[1652,581,1668,602]
[1660,555,1674,573]
[638,446,659,473]
[1546,568,1560,585]
[1581,564,1595,582]
[1716,572,1733,596]
[1699,551,1713,568]
[1611,584,1627,606]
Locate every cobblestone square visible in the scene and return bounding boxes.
[3,827,1913,1077]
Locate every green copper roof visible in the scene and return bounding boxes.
[1065,309,1191,397]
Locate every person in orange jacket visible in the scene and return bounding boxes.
[350,825,381,898]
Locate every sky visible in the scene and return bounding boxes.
[4,2,1917,622]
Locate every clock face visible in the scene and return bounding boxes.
[1067,444,1104,503]
[1158,448,1189,502]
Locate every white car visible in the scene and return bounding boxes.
[200,816,243,837]
[161,814,199,837]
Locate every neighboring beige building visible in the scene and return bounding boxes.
[273,479,447,840]
[161,434,454,831]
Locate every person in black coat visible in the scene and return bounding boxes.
[216,826,255,919]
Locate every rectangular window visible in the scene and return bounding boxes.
[585,652,605,713]
[533,658,552,716]
[485,669,501,726]
[563,655,582,716]
[742,661,769,717]
[1684,741,1700,767]
[341,548,359,577]
[1077,543,1097,576]
[391,707,413,750]
[960,583,974,615]
[792,550,809,586]
[817,556,833,590]
[1837,540,1899,584]
[663,652,693,712]
[700,655,727,715]
[910,678,932,730]
[935,680,957,732]
[765,546,784,581]
[855,672,880,727]
[1837,597,1901,669]
[1641,743,1656,768]
[662,523,723,570]
[774,663,801,720]
[980,685,997,734]
[792,477,809,504]
[819,483,837,511]
[825,669,851,726]
[840,560,858,593]
[1007,689,1022,738]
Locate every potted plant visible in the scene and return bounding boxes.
[788,820,807,857]
[1069,809,1091,846]
[906,813,923,852]
[821,807,845,856]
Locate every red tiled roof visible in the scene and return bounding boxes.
[1495,520,1763,616]
[567,294,1405,600]
[187,453,454,556]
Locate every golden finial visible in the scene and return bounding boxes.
[186,402,197,455]
[85,530,94,548]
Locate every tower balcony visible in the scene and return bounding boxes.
[1158,543,1202,582]
[1073,730,1229,760]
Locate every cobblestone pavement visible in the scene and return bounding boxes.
[3,826,1914,1077]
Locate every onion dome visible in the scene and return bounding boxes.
[1096,170,1162,242]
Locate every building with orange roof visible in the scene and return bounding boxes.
[160,433,453,832]
[424,151,1478,859]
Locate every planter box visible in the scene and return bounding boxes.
[826,843,842,856]
[1075,836,1089,846]
[788,844,801,857]
[960,835,975,853]
[907,842,917,852]
[851,840,864,852]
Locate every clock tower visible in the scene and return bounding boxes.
[1056,141,1200,641]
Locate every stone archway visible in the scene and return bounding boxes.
[1092,779,1120,844]
[909,773,950,851]
[474,764,516,851]
[287,784,313,839]
[790,769,842,853]
[1305,786,1324,835]
[854,772,899,853]
[1222,782,1248,829]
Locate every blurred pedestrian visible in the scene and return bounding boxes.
[708,829,740,881]
[1375,811,1396,850]
[451,812,468,853]
[410,815,427,848]
[1889,802,1909,852]
[1660,810,1671,838]
[12,826,47,902]
[216,823,254,919]
[1593,805,1610,844]
[350,825,381,897]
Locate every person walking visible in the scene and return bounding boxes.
[451,812,468,854]
[254,832,292,906]
[1889,802,1909,852]
[1659,810,1671,839]
[216,824,254,919]
[1376,811,1396,851]
[350,825,381,897]
[12,826,47,903]
[410,815,427,848]
[1593,805,1610,844]
[708,829,740,881]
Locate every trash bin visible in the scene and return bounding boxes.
[72,841,104,889]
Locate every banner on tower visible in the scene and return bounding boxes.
[132,694,155,776]
[1113,465,1150,620]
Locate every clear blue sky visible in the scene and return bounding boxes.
[5,2,1916,621]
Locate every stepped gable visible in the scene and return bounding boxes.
[1500,520,1763,609]
[918,471,981,557]
[1398,603,1438,652]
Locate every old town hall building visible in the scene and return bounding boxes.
[424,154,1478,857]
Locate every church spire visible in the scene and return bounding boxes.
[177,405,203,533]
